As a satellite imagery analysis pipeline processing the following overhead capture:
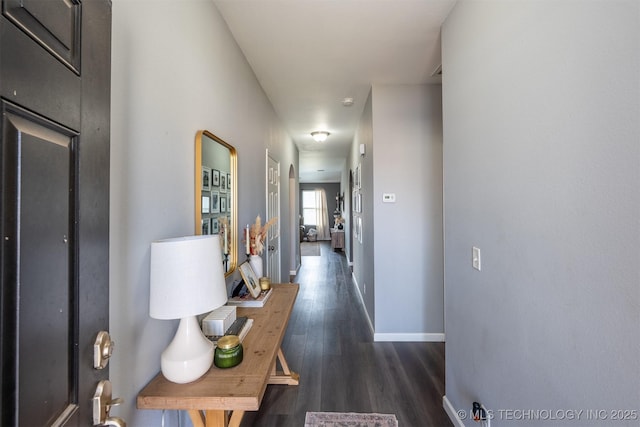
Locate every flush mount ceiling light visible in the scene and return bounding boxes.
[311,131,330,142]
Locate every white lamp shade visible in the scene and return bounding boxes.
[150,235,228,319]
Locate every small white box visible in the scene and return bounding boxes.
[202,305,236,336]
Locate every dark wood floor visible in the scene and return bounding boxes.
[241,241,453,427]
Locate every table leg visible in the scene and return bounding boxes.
[228,410,245,427]
[188,410,205,427]
[268,347,300,385]
[204,410,226,427]
[188,409,245,427]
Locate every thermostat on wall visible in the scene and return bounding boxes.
[382,193,396,203]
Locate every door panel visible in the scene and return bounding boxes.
[0,7,81,131]
[4,106,78,427]
[2,0,81,72]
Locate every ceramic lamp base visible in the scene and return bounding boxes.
[161,315,213,384]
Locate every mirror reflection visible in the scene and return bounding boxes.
[195,130,237,276]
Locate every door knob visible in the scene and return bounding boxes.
[93,380,126,427]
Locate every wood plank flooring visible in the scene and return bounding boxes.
[240,241,453,427]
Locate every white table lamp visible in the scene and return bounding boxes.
[149,235,228,383]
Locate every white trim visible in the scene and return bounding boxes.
[443,395,466,427]
[373,332,445,342]
[265,150,281,282]
[351,271,443,342]
[352,273,374,336]
[290,263,301,277]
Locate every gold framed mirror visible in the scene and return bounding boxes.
[195,130,237,277]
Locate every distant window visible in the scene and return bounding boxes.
[302,190,318,226]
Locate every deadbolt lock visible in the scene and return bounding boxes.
[94,331,114,370]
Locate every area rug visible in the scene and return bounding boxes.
[301,241,321,256]
[304,412,398,427]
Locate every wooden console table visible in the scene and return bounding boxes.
[137,283,299,427]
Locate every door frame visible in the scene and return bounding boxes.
[265,150,281,282]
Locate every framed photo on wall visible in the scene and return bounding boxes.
[202,167,211,191]
[202,195,210,214]
[211,191,220,213]
[212,169,220,187]
[211,217,219,234]
[220,174,227,192]
[201,218,210,235]
[220,195,227,213]
[353,216,359,241]
[227,173,232,191]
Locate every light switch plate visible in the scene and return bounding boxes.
[382,193,396,203]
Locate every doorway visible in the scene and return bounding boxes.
[288,165,300,278]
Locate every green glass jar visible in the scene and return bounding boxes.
[214,335,243,368]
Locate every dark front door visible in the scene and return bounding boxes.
[0,1,111,425]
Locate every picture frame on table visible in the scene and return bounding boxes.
[202,167,211,191]
[212,169,220,187]
[238,261,261,298]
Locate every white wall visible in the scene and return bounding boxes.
[351,90,375,325]
[350,85,445,339]
[371,85,444,339]
[442,1,640,425]
[110,0,297,424]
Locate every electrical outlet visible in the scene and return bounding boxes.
[472,402,490,427]
[481,403,491,427]
[472,246,481,271]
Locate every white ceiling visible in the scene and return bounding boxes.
[213,0,457,182]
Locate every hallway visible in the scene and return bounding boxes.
[241,241,452,426]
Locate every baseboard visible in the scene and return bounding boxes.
[351,273,374,336]
[443,395,465,427]
[373,332,445,342]
[350,273,441,343]
[289,262,301,278]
